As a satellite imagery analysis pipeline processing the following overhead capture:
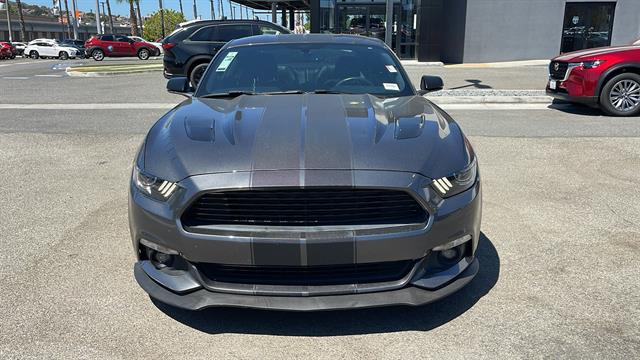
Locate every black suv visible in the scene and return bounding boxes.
[61,39,86,58]
[162,19,290,86]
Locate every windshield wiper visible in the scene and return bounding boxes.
[200,91,256,98]
[200,90,306,98]
[313,89,344,94]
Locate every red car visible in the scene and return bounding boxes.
[84,34,159,61]
[0,42,17,59]
[547,44,640,116]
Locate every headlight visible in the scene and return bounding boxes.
[569,60,604,69]
[133,167,178,201]
[431,157,478,198]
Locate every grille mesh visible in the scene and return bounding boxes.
[181,188,427,227]
[196,261,415,286]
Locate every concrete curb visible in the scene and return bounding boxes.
[66,67,162,77]
[427,95,553,104]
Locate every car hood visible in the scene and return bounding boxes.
[143,94,470,181]
[554,45,639,61]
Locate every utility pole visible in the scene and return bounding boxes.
[4,0,13,42]
[218,0,224,19]
[271,3,276,24]
[95,0,101,34]
[209,0,215,20]
[192,0,198,20]
[70,0,78,39]
[159,0,165,38]
[63,0,72,38]
[178,0,184,17]
[230,2,234,19]
[100,1,106,32]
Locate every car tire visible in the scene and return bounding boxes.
[30,51,39,59]
[189,63,209,88]
[59,51,69,60]
[138,48,150,60]
[92,49,105,61]
[599,73,640,117]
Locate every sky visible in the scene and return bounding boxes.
[23,0,271,21]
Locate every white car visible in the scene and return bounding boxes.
[128,36,163,55]
[24,39,78,60]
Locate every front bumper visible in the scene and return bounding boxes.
[129,170,482,310]
[546,87,598,106]
[135,258,479,311]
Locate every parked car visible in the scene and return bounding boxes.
[128,36,162,56]
[162,19,290,87]
[60,39,86,59]
[84,34,157,61]
[23,39,78,60]
[131,34,481,311]
[634,38,640,45]
[547,45,640,116]
[0,42,17,59]
[11,42,26,57]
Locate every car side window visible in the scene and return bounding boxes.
[101,35,115,41]
[215,25,253,42]
[189,26,217,42]
[116,36,130,43]
[257,26,282,35]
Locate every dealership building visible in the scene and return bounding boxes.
[243,0,640,63]
[3,0,640,63]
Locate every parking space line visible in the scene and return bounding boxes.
[2,77,30,80]
[35,74,64,77]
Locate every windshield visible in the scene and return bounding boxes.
[195,43,414,98]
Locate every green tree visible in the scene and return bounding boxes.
[142,9,185,41]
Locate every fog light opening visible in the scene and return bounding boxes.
[140,238,179,269]
[440,247,460,261]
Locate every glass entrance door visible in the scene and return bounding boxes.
[338,5,386,42]
[561,2,616,53]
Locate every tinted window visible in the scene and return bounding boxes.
[116,36,130,42]
[257,25,283,35]
[197,43,412,97]
[215,25,253,42]
[190,26,217,41]
[100,35,115,41]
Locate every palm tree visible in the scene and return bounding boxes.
[116,0,139,36]
[105,0,114,33]
[63,0,72,38]
[178,0,184,17]
[15,0,27,41]
[135,0,143,36]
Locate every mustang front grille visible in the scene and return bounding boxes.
[181,188,427,227]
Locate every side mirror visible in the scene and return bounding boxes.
[167,77,193,96]
[419,75,444,94]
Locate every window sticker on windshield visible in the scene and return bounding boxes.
[216,51,238,72]
[385,65,398,73]
[383,83,400,91]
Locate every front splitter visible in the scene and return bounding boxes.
[134,258,479,311]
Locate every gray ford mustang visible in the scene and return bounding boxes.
[129,34,482,311]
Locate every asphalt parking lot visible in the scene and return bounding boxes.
[0,58,639,359]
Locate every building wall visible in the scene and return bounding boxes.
[440,0,467,63]
[461,0,640,63]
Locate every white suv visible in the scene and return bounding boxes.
[24,39,78,60]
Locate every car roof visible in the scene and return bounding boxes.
[226,34,386,48]
[178,19,279,28]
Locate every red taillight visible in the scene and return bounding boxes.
[162,43,175,50]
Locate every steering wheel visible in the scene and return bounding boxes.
[334,76,374,88]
